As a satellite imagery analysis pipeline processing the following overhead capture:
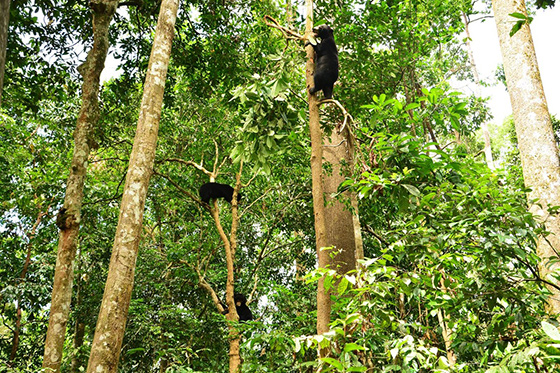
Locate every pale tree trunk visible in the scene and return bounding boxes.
[208,171,243,373]
[462,12,494,170]
[42,1,118,371]
[0,0,9,105]
[86,0,179,370]
[304,0,331,336]
[493,0,560,315]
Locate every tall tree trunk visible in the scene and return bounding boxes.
[493,0,560,314]
[208,171,243,373]
[70,275,86,373]
[42,1,118,371]
[0,0,9,105]
[304,0,331,336]
[9,205,48,362]
[86,0,179,370]
[323,126,360,273]
[462,12,494,170]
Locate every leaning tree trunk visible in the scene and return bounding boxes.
[42,1,118,371]
[493,0,560,315]
[86,0,179,371]
[0,0,9,105]
[304,0,331,336]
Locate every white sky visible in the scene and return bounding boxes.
[466,5,560,124]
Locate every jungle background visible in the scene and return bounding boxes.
[2,0,560,371]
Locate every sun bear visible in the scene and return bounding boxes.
[306,24,339,99]
[221,293,254,322]
[199,182,241,204]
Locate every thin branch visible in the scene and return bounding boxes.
[159,157,213,177]
[83,171,126,206]
[152,169,207,208]
[263,15,304,41]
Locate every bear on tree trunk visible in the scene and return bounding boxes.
[307,24,339,99]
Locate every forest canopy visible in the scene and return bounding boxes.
[1,0,560,372]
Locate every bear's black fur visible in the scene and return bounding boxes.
[234,293,254,322]
[199,182,241,204]
[221,293,254,322]
[307,24,339,99]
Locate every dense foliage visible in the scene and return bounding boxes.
[1,0,558,372]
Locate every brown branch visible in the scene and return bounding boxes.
[263,15,304,41]
[160,157,213,177]
[83,171,126,207]
[152,169,206,208]
[318,98,353,134]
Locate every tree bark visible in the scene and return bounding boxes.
[85,0,179,370]
[208,172,243,373]
[304,0,331,336]
[42,2,119,371]
[70,275,86,373]
[493,0,560,314]
[0,0,9,105]
[323,126,360,273]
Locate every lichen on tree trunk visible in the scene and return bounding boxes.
[85,0,179,371]
[493,0,560,315]
[42,1,119,371]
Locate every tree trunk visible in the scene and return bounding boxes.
[8,203,48,363]
[208,172,243,373]
[304,0,331,336]
[493,0,560,315]
[70,275,86,373]
[0,0,9,105]
[323,126,360,273]
[42,2,119,371]
[85,0,179,370]
[462,12,494,170]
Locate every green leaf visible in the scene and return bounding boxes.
[321,357,344,370]
[542,321,560,341]
[337,276,349,295]
[510,21,523,37]
[343,343,366,353]
[402,184,421,197]
[509,12,528,20]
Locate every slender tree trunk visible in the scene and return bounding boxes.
[0,0,9,105]
[493,0,560,314]
[208,172,243,373]
[86,0,179,370]
[304,0,331,336]
[42,2,119,371]
[9,206,48,362]
[70,321,86,373]
[462,12,494,170]
[70,276,86,373]
[437,273,457,366]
